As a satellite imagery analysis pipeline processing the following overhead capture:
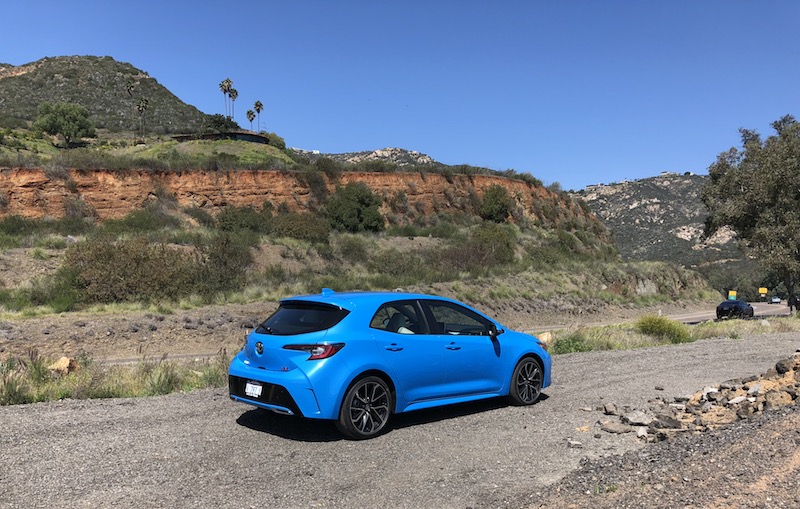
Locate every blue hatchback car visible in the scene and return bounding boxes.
[229,289,552,439]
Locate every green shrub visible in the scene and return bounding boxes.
[0,215,38,236]
[216,205,271,234]
[635,315,691,344]
[479,184,513,222]
[147,362,181,396]
[325,182,384,233]
[190,233,254,299]
[470,222,516,264]
[333,234,371,263]
[271,212,330,242]
[436,222,517,275]
[550,332,595,354]
[295,168,329,204]
[58,237,196,304]
[314,157,344,180]
[98,207,181,236]
[183,207,215,228]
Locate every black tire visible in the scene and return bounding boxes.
[335,376,392,440]
[508,357,543,406]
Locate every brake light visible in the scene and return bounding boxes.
[283,343,345,360]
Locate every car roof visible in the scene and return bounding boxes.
[281,289,459,312]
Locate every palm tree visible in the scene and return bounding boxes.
[136,98,149,141]
[219,78,232,118]
[229,88,238,122]
[246,110,256,130]
[253,100,263,131]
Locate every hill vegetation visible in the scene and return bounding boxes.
[0,54,723,319]
[574,173,782,300]
[0,56,208,133]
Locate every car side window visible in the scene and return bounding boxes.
[421,300,491,336]
[370,301,422,334]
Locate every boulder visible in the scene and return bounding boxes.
[764,390,793,409]
[48,356,80,376]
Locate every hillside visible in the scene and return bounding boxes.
[0,56,209,133]
[575,172,742,267]
[0,167,598,233]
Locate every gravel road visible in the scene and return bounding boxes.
[2,332,799,509]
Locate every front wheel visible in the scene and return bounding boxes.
[335,376,392,439]
[508,357,543,406]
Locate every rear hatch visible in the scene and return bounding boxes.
[242,301,350,371]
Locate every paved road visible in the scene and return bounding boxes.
[531,301,790,333]
[2,332,799,509]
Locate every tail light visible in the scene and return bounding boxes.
[283,343,345,360]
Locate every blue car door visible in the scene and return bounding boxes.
[420,299,504,397]
[370,300,445,403]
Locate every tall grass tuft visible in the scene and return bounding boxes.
[550,331,595,354]
[635,315,691,344]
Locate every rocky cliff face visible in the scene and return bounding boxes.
[0,168,598,230]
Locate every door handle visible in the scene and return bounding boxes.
[385,344,403,351]
[445,343,461,350]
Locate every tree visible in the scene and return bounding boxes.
[702,114,800,296]
[33,102,96,148]
[136,98,149,140]
[254,100,263,131]
[219,78,232,118]
[325,182,384,233]
[205,114,239,133]
[479,184,513,222]
[229,88,238,122]
[246,109,256,130]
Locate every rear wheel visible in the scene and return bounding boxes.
[508,357,543,405]
[335,376,392,439]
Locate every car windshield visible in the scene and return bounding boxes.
[256,302,349,335]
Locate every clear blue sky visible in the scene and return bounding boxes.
[3,1,798,190]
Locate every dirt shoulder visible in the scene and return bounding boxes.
[0,297,720,363]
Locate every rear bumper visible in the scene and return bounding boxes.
[228,354,328,419]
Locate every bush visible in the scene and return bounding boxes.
[437,222,517,275]
[190,233,254,299]
[333,234,371,263]
[550,332,595,354]
[59,237,196,304]
[183,207,215,228]
[294,168,329,204]
[0,215,38,237]
[479,184,513,222]
[325,182,384,233]
[216,205,271,234]
[271,212,330,242]
[635,315,691,344]
[98,207,181,237]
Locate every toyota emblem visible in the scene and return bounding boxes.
[255,341,264,354]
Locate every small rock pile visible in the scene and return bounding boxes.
[598,352,800,442]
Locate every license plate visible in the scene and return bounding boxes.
[245,382,263,398]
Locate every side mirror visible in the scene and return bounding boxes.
[488,324,503,340]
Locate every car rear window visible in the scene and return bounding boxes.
[256,302,349,335]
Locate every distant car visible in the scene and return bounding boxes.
[716,299,754,319]
[228,289,552,439]
[770,296,782,304]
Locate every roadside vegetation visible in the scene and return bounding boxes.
[4,314,797,405]
[548,313,800,354]
[0,350,229,405]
